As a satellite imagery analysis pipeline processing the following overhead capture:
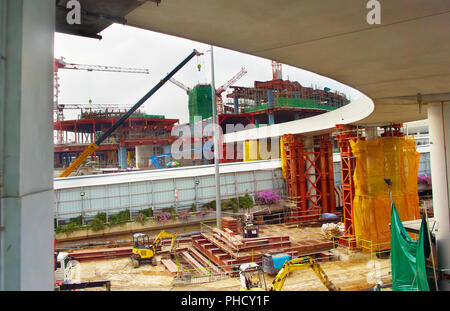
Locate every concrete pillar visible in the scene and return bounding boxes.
[427,102,450,290]
[0,0,55,290]
[118,147,127,169]
[365,126,378,140]
[163,144,171,167]
[234,94,239,114]
[268,90,275,125]
[135,145,153,168]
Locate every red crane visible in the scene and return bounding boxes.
[216,67,247,113]
[54,57,150,143]
[271,60,282,80]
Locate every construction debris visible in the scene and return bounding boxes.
[321,223,345,239]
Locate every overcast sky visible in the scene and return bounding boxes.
[55,23,364,124]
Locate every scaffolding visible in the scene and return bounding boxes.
[281,134,336,222]
[334,125,363,238]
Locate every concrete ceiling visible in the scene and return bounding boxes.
[122,0,450,125]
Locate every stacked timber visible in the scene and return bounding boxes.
[221,217,239,233]
[192,226,333,274]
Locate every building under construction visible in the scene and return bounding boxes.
[54,109,179,171]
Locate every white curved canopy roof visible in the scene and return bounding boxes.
[123,0,450,129]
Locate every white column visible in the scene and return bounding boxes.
[135,145,153,168]
[1,0,55,290]
[428,102,450,290]
[365,126,378,140]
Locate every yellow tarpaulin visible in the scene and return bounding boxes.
[350,136,420,251]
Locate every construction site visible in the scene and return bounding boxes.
[1,0,450,295]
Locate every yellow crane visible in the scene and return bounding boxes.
[131,230,178,268]
[269,256,340,291]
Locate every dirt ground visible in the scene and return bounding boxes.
[74,245,392,291]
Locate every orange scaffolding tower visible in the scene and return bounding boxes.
[334,125,363,236]
[282,134,335,223]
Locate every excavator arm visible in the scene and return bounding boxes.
[152,230,178,254]
[269,257,339,291]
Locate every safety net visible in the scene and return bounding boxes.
[391,203,430,291]
[349,137,420,251]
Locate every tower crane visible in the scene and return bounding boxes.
[58,49,203,178]
[169,67,247,114]
[216,67,247,113]
[271,60,282,80]
[53,57,150,143]
[169,77,192,94]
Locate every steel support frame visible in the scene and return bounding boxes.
[335,125,362,237]
[282,134,335,223]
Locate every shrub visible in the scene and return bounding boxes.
[179,211,189,221]
[255,190,280,205]
[107,209,130,227]
[140,208,153,218]
[88,217,105,232]
[155,211,171,223]
[238,193,254,209]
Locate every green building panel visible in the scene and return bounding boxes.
[188,85,213,124]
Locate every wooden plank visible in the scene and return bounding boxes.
[180,251,209,274]
[161,259,179,274]
[189,248,222,273]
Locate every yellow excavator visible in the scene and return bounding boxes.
[131,230,178,268]
[239,256,339,291]
[269,256,340,291]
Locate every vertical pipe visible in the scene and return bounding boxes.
[427,101,450,290]
[268,89,275,125]
[210,46,222,229]
[234,94,239,114]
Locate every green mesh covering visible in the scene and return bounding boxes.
[390,203,430,291]
[242,97,338,113]
[130,115,165,119]
[243,104,268,113]
[275,97,338,110]
[188,85,213,124]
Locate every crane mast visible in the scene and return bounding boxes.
[271,60,282,80]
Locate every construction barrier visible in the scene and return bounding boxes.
[349,136,420,251]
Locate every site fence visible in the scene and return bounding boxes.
[331,234,391,260]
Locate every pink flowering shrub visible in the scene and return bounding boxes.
[155,211,171,223]
[255,190,280,205]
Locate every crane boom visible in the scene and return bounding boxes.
[58,49,203,178]
[54,57,150,74]
[216,67,247,95]
[169,77,192,94]
[59,103,132,110]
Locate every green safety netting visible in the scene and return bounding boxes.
[390,203,430,291]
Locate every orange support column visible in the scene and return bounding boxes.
[335,125,363,236]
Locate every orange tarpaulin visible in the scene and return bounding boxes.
[350,136,420,251]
